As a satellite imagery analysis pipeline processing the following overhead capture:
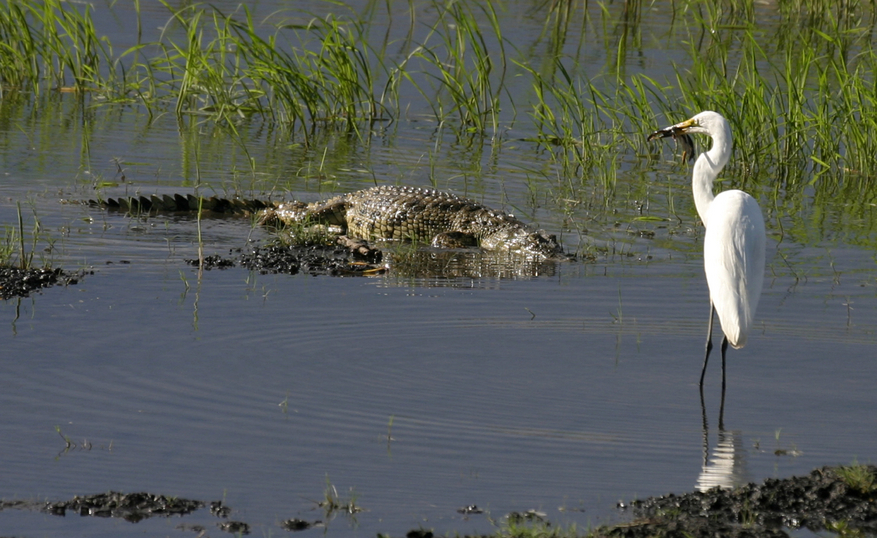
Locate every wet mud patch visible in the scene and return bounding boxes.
[0,490,321,535]
[0,265,87,300]
[238,238,385,277]
[1,491,204,523]
[600,465,877,538]
[185,237,386,277]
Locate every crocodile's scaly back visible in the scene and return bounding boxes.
[346,186,484,240]
[263,185,565,260]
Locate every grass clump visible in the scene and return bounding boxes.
[491,512,580,538]
[230,8,390,139]
[835,463,876,495]
[0,0,108,94]
[0,202,49,271]
[0,225,16,267]
[401,0,507,133]
[309,476,363,520]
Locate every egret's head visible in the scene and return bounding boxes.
[648,111,730,163]
[648,119,696,163]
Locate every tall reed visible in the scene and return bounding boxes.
[398,0,507,132]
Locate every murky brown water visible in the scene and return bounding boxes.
[1,2,876,537]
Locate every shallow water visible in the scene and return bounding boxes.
[1,2,877,537]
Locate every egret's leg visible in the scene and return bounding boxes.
[718,339,727,430]
[700,387,709,466]
[700,303,716,387]
[720,335,729,393]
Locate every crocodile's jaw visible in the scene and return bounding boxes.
[480,228,564,260]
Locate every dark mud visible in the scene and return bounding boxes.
[238,237,385,277]
[0,491,204,523]
[0,265,86,300]
[598,465,877,538]
[2,467,874,537]
[186,236,386,277]
[0,490,319,534]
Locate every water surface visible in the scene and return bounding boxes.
[1,2,876,537]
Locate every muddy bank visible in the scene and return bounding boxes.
[0,265,86,300]
[2,466,874,536]
[598,465,877,538]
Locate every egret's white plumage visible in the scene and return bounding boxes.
[649,111,766,387]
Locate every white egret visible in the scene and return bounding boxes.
[648,111,766,389]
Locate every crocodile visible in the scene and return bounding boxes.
[90,186,566,260]
[257,185,566,260]
[89,193,276,215]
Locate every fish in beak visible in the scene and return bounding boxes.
[648,118,696,163]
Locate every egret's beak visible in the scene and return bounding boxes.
[648,118,696,163]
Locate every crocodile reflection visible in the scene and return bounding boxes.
[382,246,561,282]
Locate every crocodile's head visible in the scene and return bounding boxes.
[481,227,566,260]
[520,230,566,260]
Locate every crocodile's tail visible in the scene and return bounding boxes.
[88,194,279,216]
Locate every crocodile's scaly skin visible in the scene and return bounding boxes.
[262,185,564,259]
[89,186,566,259]
[88,194,276,215]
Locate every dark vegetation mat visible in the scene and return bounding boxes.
[1,467,874,536]
[0,266,87,300]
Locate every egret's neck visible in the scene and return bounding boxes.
[692,126,732,228]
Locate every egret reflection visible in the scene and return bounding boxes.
[697,386,749,492]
